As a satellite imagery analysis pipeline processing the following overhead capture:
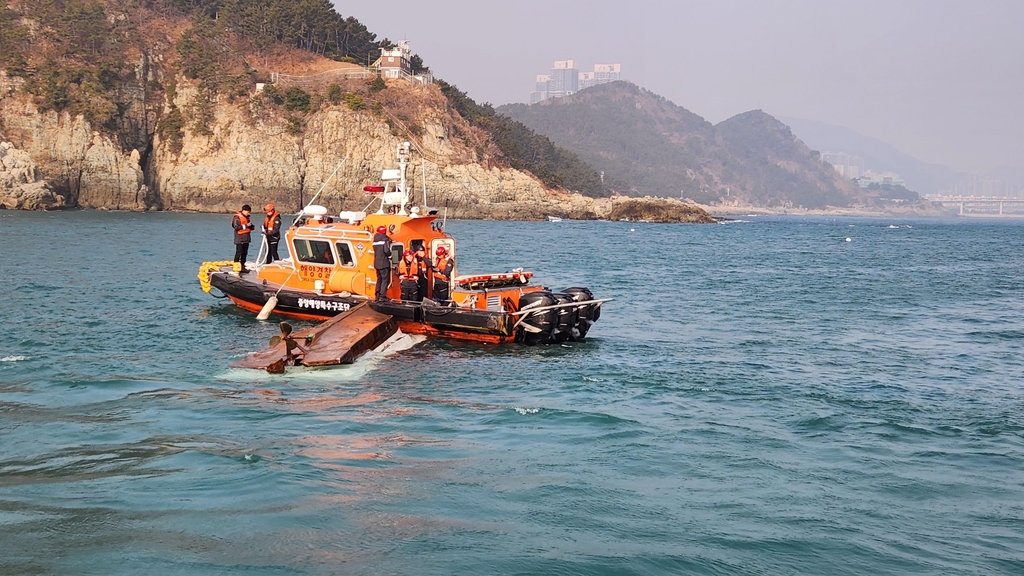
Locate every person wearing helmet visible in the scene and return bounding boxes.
[372,225,393,301]
[432,245,454,301]
[262,203,282,263]
[398,249,421,302]
[414,244,430,301]
[231,204,255,273]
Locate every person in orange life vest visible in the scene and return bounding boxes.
[262,203,282,263]
[415,245,430,301]
[231,204,255,272]
[398,250,422,302]
[432,246,454,301]
[372,226,393,301]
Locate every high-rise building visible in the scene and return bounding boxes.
[592,63,621,84]
[530,75,551,104]
[548,60,579,98]
[531,61,620,102]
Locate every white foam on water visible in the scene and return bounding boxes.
[718,219,751,224]
[217,331,426,383]
[0,355,28,362]
[513,406,540,415]
[582,376,602,382]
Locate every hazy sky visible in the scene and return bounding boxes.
[339,0,1023,174]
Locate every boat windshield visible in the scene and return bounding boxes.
[335,242,356,267]
[293,238,334,265]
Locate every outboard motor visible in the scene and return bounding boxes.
[563,287,599,341]
[549,292,578,343]
[516,291,557,345]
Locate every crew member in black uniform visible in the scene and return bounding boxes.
[432,245,454,301]
[262,203,282,263]
[398,250,421,301]
[231,204,255,273]
[372,225,393,301]
[415,245,430,301]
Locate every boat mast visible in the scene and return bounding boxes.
[378,142,413,216]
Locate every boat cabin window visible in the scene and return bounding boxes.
[293,238,334,265]
[334,241,356,267]
[390,243,404,264]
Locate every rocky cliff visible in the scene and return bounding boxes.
[0,1,713,223]
[0,73,711,221]
[0,140,65,209]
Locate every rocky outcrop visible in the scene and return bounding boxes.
[604,196,718,223]
[0,99,148,210]
[0,141,66,210]
[0,77,716,223]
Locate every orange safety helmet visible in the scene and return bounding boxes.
[264,203,275,212]
[376,225,387,234]
[435,246,447,256]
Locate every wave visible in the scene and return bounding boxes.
[216,331,426,383]
[1,355,28,362]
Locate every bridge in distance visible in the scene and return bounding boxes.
[926,196,1024,217]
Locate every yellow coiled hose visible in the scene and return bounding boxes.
[198,261,241,293]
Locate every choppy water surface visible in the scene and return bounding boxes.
[2,211,1023,575]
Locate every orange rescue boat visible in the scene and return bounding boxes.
[199,143,609,345]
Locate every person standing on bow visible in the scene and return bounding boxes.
[398,250,421,302]
[231,204,255,273]
[262,203,282,264]
[432,246,454,301]
[372,225,393,302]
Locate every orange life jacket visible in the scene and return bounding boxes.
[234,212,251,234]
[434,256,451,282]
[399,259,420,279]
[263,210,279,233]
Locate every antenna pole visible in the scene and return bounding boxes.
[292,157,347,226]
[422,157,428,207]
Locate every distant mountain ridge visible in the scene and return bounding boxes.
[498,82,860,208]
[778,117,960,194]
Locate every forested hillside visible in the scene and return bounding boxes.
[499,82,860,208]
[0,0,606,199]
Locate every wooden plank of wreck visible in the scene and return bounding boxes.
[230,303,397,370]
[302,305,397,366]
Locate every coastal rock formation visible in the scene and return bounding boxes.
[604,196,718,223]
[1,73,717,221]
[0,99,148,210]
[147,81,579,218]
[0,2,714,221]
[0,141,66,210]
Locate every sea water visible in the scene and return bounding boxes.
[1,211,1022,575]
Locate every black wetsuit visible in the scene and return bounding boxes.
[372,232,392,301]
[262,210,282,263]
[416,254,430,301]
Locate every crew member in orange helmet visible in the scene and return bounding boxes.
[262,203,282,263]
[398,250,421,302]
[372,225,393,302]
[432,245,454,301]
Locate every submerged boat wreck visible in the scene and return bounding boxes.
[200,143,608,367]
